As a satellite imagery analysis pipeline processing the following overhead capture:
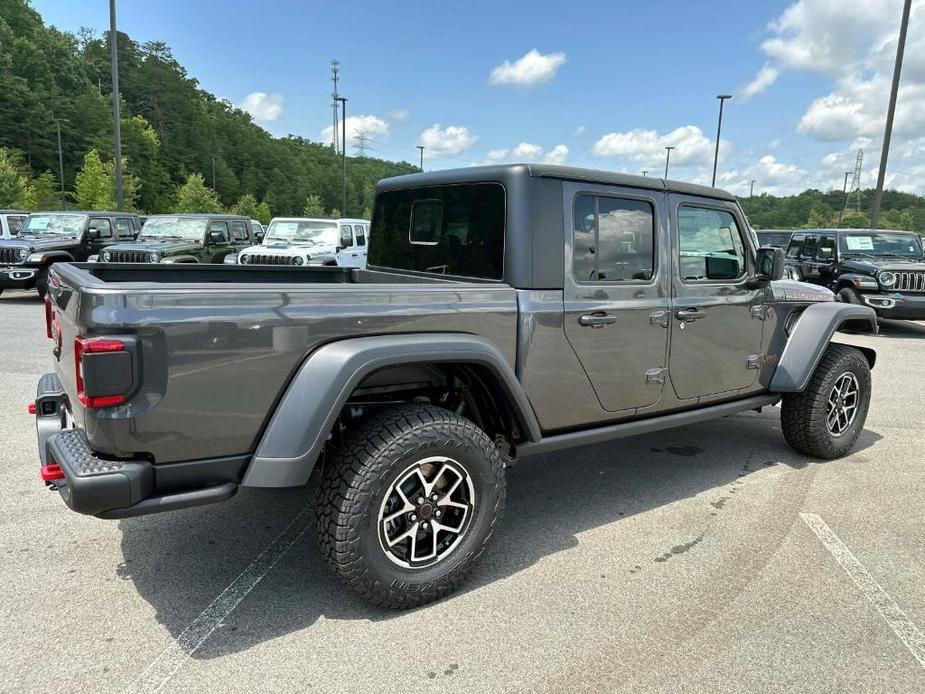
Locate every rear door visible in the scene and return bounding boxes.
[229,220,251,257]
[563,182,671,413]
[668,195,765,400]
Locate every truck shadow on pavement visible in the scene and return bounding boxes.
[116,409,882,659]
[875,319,925,339]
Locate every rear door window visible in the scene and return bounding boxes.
[355,225,366,246]
[573,194,656,282]
[230,220,249,241]
[114,217,134,239]
[370,183,505,279]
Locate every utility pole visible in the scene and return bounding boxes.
[56,122,65,202]
[335,96,347,215]
[712,94,732,187]
[109,0,123,210]
[641,170,648,177]
[749,179,756,197]
[417,145,425,171]
[871,0,912,230]
[331,60,340,153]
[211,156,217,190]
[664,146,674,179]
[838,171,852,224]
[354,129,370,157]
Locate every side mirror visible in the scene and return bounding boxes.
[255,230,264,241]
[86,228,101,240]
[209,230,227,243]
[754,246,784,284]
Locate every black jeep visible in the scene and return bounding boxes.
[784,228,925,319]
[97,213,256,264]
[0,211,140,296]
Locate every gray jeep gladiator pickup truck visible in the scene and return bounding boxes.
[34,164,877,608]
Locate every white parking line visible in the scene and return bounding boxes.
[125,505,315,694]
[800,512,925,669]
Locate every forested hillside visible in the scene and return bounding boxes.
[0,0,416,218]
[741,188,925,234]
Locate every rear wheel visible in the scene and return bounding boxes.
[781,344,871,459]
[316,404,506,608]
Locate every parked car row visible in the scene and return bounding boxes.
[0,210,367,295]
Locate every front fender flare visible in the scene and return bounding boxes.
[770,302,877,393]
[242,333,541,488]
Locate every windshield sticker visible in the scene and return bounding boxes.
[28,217,49,230]
[845,236,874,250]
[274,222,298,235]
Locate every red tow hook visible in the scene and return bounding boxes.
[40,464,65,482]
[28,402,36,415]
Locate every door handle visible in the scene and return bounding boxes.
[676,308,706,322]
[579,312,617,328]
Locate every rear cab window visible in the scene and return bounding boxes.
[370,183,505,279]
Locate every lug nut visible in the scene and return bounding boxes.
[409,514,416,521]
[435,509,441,517]
[421,521,428,529]
[431,493,438,501]
[417,496,425,504]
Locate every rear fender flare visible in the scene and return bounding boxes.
[242,333,540,488]
[770,302,877,393]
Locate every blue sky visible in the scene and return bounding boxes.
[32,0,925,195]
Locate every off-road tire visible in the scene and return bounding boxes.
[316,404,506,609]
[34,270,48,298]
[837,287,861,304]
[781,344,871,459]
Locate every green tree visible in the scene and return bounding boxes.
[329,207,341,218]
[302,193,325,217]
[231,192,258,218]
[22,170,60,210]
[254,201,271,225]
[0,147,28,207]
[173,172,223,213]
[75,149,115,209]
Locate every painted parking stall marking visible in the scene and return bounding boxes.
[800,512,925,669]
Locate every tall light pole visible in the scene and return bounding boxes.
[712,94,732,187]
[109,0,123,210]
[417,145,425,171]
[871,0,912,229]
[335,96,348,215]
[56,122,65,203]
[664,146,674,179]
[838,171,852,224]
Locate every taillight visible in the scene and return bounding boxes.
[74,336,129,408]
[44,295,53,339]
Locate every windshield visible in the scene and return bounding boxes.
[756,231,793,248]
[139,217,207,240]
[838,232,923,258]
[22,214,87,237]
[265,220,339,245]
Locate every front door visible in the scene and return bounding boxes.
[668,195,765,400]
[84,217,115,260]
[563,183,671,413]
[206,220,232,263]
[335,224,359,267]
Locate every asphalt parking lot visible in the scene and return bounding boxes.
[1,288,923,694]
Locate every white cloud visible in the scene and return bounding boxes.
[739,63,779,100]
[544,144,569,165]
[387,109,410,122]
[320,114,390,148]
[573,125,586,136]
[238,91,284,121]
[480,142,569,165]
[489,49,566,87]
[718,154,808,196]
[592,125,726,169]
[419,124,479,156]
[512,142,543,159]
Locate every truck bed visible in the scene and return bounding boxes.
[47,262,519,464]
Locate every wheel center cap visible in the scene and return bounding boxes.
[418,502,434,520]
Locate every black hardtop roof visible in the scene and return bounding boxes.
[26,210,139,217]
[377,163,737,201]
[146,213,249,220]
[790,228,919,236]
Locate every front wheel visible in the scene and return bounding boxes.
[316,404,506,609]
[837,287,861,304]
[781,344,871,459]
[34,269,48,298]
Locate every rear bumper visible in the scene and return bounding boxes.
[861,292,925,320]
[35,372,240,518]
